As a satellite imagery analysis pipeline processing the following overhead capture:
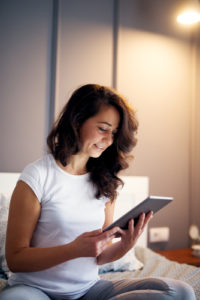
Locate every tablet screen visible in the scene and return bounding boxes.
[103,196,173,232]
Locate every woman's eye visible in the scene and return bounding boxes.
[98,127,107,132]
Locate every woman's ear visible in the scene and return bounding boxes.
[75,122,81,136]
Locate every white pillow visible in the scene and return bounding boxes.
[99,246,143,273]
[0,193,11,277]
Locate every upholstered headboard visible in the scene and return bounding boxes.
[0,173,149,247]
[115,176,149,248]
[0,172,20,197]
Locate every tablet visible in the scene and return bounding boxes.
[103,196,173,232]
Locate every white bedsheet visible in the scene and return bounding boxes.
[100,246,200,300]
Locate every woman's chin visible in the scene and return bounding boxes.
[89,150,104,158]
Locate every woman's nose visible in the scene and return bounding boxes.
[103,131,113,145]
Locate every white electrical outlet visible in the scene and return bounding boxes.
[149,227,170,243]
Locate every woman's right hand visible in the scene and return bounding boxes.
[72,227,120,258]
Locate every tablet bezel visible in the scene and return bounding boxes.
[103,196,173,232]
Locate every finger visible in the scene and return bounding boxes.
[134,213,145,235]
[101,226,122,240]
[141,211,153,231]
[128,218,134,234]
[117,219,134,239]
[146,210,153,223]
[98,233,116,246]
[136,213,145,228]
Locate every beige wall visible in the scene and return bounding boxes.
[117,0,195,249]
[54,0,114,117]
[190,25,200,232]
[0,0,52,171]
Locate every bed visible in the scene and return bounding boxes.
[0,172,200,299]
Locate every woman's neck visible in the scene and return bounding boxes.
[56,154,88,175]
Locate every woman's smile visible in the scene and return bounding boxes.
[94,144,105,151]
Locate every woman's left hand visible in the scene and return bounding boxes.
[97,211,153,265]
[119,211,153,252]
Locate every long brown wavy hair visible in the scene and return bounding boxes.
[47,84,138,202]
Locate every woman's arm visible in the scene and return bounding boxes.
[6,181,119,272]
[6,181,79,272]
[102,200,116,230]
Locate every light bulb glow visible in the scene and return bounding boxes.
[177,10,200,24]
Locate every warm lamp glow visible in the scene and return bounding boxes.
[177,10,200,24]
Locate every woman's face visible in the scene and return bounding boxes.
[79,105,120,159]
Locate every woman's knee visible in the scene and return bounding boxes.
[164,278,196,300]
[136,277,196,300]
[0,284,51,300]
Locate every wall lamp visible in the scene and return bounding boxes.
[177,0,200,24]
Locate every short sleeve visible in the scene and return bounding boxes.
[19,161,45,202]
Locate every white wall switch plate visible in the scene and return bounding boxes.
[149,227,170,243]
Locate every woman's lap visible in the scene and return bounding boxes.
[80,277,196,300]
[0,278,196,300]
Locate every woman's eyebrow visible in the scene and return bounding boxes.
[98,121,112,127]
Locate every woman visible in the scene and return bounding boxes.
[1,84,195,299]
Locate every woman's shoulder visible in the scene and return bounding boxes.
[18,154,53,201]
[19,153,55,183]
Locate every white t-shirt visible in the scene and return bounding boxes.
[8,154,109,299]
